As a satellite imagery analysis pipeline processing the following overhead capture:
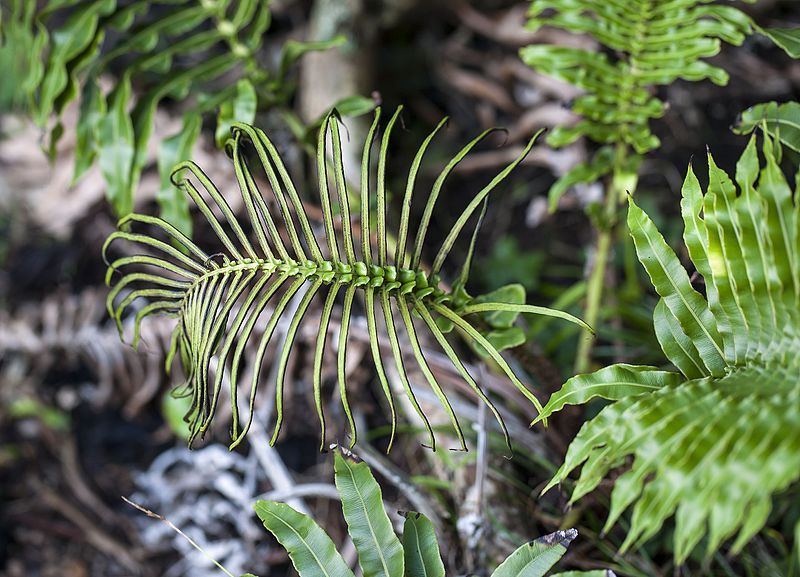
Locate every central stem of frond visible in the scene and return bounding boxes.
[193,257,451,302]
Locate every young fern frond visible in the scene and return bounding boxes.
[537,133,800,563]
[520,0,756,207]
[104,108,591,453]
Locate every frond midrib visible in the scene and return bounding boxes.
[181,255,454,309]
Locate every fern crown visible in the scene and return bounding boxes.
[537,132,800,562]
[104,107,590,454]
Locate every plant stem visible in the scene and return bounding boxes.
[574,203,614,374]
[574,143,636,374]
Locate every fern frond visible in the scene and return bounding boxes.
[520,0,756,205]
[538,134,800,562]
[735,100,800,153]
[11,0,342,231]
[104,108,591,453]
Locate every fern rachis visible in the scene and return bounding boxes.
[104,108,591,453]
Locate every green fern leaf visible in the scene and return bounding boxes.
[13,0,340,230]
[756,26,800,58]
[254,500,356,577]
[520,0,763,209]
[539,134,800,562]
[490,529,577,577]
[402,512,445,577]
[521,0,755,155]
[104,108,591,452]
[256,447,589,576]
[735,101,800,153]
[334,450,404,577]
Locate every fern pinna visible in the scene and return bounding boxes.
[536,133,800,562]
[103,107,590,453]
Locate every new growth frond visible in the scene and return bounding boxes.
[104,108,590,454]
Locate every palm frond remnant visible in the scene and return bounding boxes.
[104,107,590,453]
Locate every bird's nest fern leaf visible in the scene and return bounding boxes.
[537,133,800,562]
[104,108,591,453]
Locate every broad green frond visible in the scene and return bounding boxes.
[8,0,342,231]
[756,26,800,59]
[522,0,754,154]
[520,0,760,208]
[402,512,445,577]
[104,109,588,452]
[540,134,800,562]
[254,500,355,577]
[490,529,577,577]
[334,451,404,577]
[256,447,590,577]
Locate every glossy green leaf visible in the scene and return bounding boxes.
[334,450,403,577]
[278,35,347,78]
[627,195,726,376]
[402,512,445,577]
[332,95,377,117]
[473,283,526,328]
[255,456,592,577]
[160,390,192,440]
[158,113,201,237]
[98,77,135,216]
[254,500,355,577]
[757,26,800,58]
[543,136,800,563]
[216,79,257,148]
[73,76,106,182]
[480,326,527,355]
[537,364,682,423]
[490,529,577,577]
[734,101,800,152]
[653,299,706,379]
